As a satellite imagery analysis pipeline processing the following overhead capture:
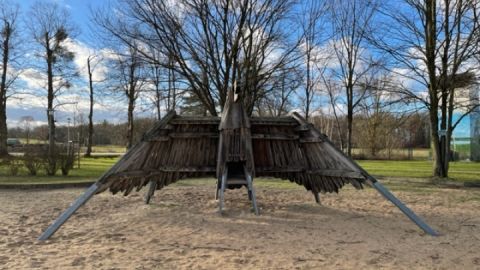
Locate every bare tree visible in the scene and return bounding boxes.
[327,0,379,156]
[92,0,299,116]
[0,1,20,156]
[322,74,345,149]
[27,1,77,175]
[254,67,301,116]
[372,0,480,177]
[356,71,411,157]
[148,52,164,120]
[20,115,34,144]
[85,54,105,157]
[111,44,147,149]
[299,0,326,120]
[145,49,184,119]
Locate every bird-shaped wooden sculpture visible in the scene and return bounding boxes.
[39,87,438,240]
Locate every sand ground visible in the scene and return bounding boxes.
[0,180,479,269]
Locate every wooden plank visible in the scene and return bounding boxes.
[170,116,220,125]
[299,137,324,143]
[110,166,216,178]
[251,134,299,140]
[256,166,304,173]
[307,169,364,179]
[142,111,177,140]
[169,132,219,138]
[250,117,297,125]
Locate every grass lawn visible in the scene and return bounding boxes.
[0,157,119,185]
[0,157,478,185]
[357,160,480,182]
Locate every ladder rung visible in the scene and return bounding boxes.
[227,178,247,185]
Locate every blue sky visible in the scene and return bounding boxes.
[17,0,100,44]
[8,0,151,128]
[6,0,478,140]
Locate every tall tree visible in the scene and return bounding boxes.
[299,0,325,120]
[93,0,298,116]
[0,1,20,156]
[356,71,411,157]
[327,0,379,156]
[28,1,77,175]
[146,49,183,119]
[20,115,34,144]
[111,44,146,149]
[322,74,346,149]
[255,67,301,117]
[85,54,104,157]
[372,0,480,177]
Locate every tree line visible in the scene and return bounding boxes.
[9,111,431,158]
[0,0,479,178]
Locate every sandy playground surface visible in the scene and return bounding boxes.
[0,180,479,269]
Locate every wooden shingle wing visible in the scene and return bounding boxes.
[97,113,220,196]
[251,113,366,193]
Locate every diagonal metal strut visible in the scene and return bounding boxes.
[38,183,100,241]
[370,180,439,236]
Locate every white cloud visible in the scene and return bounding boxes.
[64,39,113,82]
[18,68,46,90]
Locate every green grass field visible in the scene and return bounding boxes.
[0,157,478,185]
[357,160,480,182]
[0,157,119,185]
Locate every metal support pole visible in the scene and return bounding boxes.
[371,181,439,236]
[38,111,178,241]
[38,183,100,241]
[244,169,259,215]
[219,168,227,213]
[290,112,439,236]
[247,190,253,201]
[144,180,157,204]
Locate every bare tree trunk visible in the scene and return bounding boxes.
[0,22,10,157]
[86,57,94,157]
[154,70,161,120]
[167,56,173,111]
[126,61,136,149]
[430,107,444,177]
[28,2,76,175]
[346,104,353,157]
[425,0,446,178]
[46,33,56,175]
[126,96,134,149]
[305,52,311,121]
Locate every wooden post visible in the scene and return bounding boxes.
[144,180,157,204]
[313,192,321,204]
